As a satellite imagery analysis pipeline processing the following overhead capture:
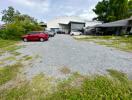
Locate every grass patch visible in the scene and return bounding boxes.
[0,63,23,85]
[0,39,17,49]
[11,52,21,56]
[59,67,71,74]
[46,70,132,100]
[1,70,132,100]
[3,56,16,61]
[74,36,132,52]
[22,55,32,61]
[0,73,54,100]
[107,69,128,82]
[0,39,21,55]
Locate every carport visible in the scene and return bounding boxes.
[95,17,132,35]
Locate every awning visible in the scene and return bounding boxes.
[95,18,132,28]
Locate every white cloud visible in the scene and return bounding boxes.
[9,0,50,13]
[79,6,97,20]
[65,11,76,16]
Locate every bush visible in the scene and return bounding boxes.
[0,21,42,40]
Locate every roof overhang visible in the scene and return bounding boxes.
[68,21,85,25]
[95,18,132,28]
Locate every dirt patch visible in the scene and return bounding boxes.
[59,67,71,74]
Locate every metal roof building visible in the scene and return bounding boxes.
[95,17,132,28]
[47,16,101,34]
[94,17,132,35]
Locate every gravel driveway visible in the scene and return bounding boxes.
[18,34,132,79]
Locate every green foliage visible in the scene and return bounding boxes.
[0,21,42,40]
[93,0,130,22]
[1,6,15,23]
[93,0,109,22]
[0,6,43,40]
[128,0,132,16]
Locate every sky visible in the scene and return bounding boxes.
[0,0,101,23]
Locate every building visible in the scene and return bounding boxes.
[95,17,132,35]
[38,22,47,30]
[47,16,86,34]
[84,21,102,35]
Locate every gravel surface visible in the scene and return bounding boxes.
[18,34,132,79]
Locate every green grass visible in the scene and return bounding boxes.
[74,35,132,52]
[0,63,23,85]
[107,69,128,82]
[0,74,54,100]
[46,71,132,100]
[22,55,33,61]
[0,39,20,55]
[0,70,132,100]
[0,39,17,49]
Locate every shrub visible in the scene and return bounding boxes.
[0,21,42,40]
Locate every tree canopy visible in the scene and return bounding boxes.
[93,0,131,22]
[1,6,38,24]
[0,6,43,40]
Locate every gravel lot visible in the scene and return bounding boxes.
[18,34,132,79]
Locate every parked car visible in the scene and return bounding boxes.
[44,30,55,37]
[56,31,65,34]
[84,28,96,35]
[70,30,82,36]
[22,31,49,42]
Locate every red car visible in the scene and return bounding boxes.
[22,31,49,42]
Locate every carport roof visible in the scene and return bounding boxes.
[95,18,132,28]
[59,21,85,25]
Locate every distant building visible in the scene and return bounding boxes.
[38,22,47,30]
[94,17,132,35]
[47,16,86,34]
[85,21,102,28]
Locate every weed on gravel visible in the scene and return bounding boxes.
[74,36,132,52]
[59,67,71,74]
[0,74,54,100]
[0,63,23,85]
[0,70,132,100]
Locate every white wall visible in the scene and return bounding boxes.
[47,16,85,30]
[71,23,84,30]
[85,21,102,27]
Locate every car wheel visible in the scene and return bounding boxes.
[23,38,28,42]
[40,38,44,42]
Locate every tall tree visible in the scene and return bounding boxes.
[1,6,38,24]
[93,0,109,22]
[1,6,15,23]
[93,0,130,22]
[128,0,132,16]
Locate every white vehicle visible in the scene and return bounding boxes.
[45,30,55,37]
[70,30,82,36]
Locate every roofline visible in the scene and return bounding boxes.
[69,21,85,24]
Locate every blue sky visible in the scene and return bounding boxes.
[0,0,100,23]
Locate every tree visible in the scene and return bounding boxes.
[93,0,109,22]
[128,0,132,16]
[1,6,15,23]
[0,6,43,40]
[93,0,130,22]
